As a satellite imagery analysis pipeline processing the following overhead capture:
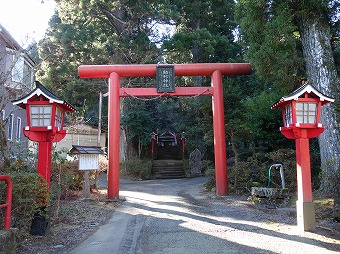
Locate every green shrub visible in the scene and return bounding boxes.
[0,148,105,232]
[265,148,296,190]
[204,167,216,191]
[50,149,103,194]
[0,173,50,231]
[202,160,214,174]
[228,149,296,194]
[50,160,82,198]
[120,157,152,180]
[229,161,262,193]
[183,159,189,176]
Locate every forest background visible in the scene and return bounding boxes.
[1,0,339,220]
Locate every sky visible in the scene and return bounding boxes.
[0,0,56,46]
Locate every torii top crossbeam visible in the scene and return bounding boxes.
[78,63,251,78]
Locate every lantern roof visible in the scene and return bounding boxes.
[12,81,76,112]
[69,145,104,155]
[272,84,334,109]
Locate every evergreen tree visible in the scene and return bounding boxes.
[236,0,340,219]
[37,0,165,156]
[163,0,238,64]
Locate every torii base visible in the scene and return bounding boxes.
[296,201,316,231]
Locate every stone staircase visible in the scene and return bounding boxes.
[152,159,186,179]
[155,145,180,160]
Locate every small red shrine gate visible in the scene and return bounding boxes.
[78,63,251,199]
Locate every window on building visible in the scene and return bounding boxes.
[8,114,13,140]
[23,62,34,88]
[12,56,24,82]
[16,117,22,141]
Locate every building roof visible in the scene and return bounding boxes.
[158,130,178,143]
[69,145,104,155]
[68,145,104,154]
[272,84,335,109]
[12,81,76,112]
[0,23,21,51]
[65,123,101,135]
[0,23,35,66]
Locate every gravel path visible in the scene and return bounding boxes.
[69,177,340,254]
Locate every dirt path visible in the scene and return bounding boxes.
[68,177,340,254]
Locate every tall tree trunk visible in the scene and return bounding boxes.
[297,12,340,218]
[120,98,128,162]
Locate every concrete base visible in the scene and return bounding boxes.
[296,201,315,231]
[250,187,290,208]
[251,187,289,198]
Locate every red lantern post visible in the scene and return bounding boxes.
[13,81,75,235]
[272,84,334,231]
[12,81,75,186]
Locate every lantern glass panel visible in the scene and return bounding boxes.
[284,104,292,126]
[55,107,63,128]
[296,102,317,124]
[30,105,52,127]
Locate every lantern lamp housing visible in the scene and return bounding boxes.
[272,84,334,139]
[12,81,76,142]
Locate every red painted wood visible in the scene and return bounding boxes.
[295,136,313,202]
[0,176,12,230]
[78,63,251,78]
[120,87,213,97]
[23,129,67,142]
[37,141,52,187]
[212,70,228,195]
[181,137,185,156]
[280,127,324,139]
[292,101,297,125]
[108,72,121,199]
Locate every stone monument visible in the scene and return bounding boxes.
[189,149,202,176]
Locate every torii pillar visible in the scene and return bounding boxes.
[78,63,251,199]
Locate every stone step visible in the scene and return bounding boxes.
[153,174,187,179]
[152,160,186,179]
[152,160,183,166]
[155,146,181,160]
[152,168,185,174]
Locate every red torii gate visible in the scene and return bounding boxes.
[78,63,252,199]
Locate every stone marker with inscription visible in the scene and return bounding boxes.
[189,149,202,176]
